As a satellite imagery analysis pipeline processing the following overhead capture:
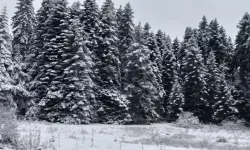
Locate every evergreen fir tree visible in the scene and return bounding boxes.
[225,37,235,88]
[124,43,160,124]
[81,0,100,58]
[172,37,180,59]
[29,0,84,123]
[197,16,210,62]
[179,27,193,61]
[164,33,172,51]
[218,26,230,65]
[62,15,96,124]
[134,22,143,44]
[142,23,164,116]
[96,0,130,124]
[28,0,54,103]
[12,0,36,116]
[12,0,36,63]
[162,46,177,118]
[155,29,166,58]
[182,35,209,123]
[69,1,81,20]
[179,27,194,82]
[234,12,250,123]
[205,51,221,122]
[166,76,185,122]
[80,0,100,117]
[117,3,134,89]
[212,65,235,123]
[0,6,28,108]
[208,19,229,66]
[116,5,123,39]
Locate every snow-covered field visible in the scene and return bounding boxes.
[15,121,250,150]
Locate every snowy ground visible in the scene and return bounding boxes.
[13,121,250,150]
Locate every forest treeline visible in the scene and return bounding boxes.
[0,0,250,125]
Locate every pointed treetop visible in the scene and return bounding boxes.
[173,37,179,43]
[123,2,134,19]
[101,0,115,15]
[0,6,9,30]
[183,27,193,41]
[71,1,81,10]
[210,18,219,29]
[124,2,132,9]
[219,26,227,37]
[134,22,143,43]
[156,29,163,37]
[143,22,151,31]
[199,15,208,30]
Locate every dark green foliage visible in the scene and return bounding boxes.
[182,35,209,123]
[162,47,176,118]
[142,23,164,117]
[234,12,250,123]
[166,77,185,122]
[155,30,165,58]
[117,3,134,90]
[172,37,180,59]
[96,0,130,124]
[12,0,36,117]
[124,43,160,124]
[197,16,210,62]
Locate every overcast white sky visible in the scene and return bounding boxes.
[0,0,250,41]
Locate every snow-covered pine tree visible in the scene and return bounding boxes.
[44,1,98,124]
[117,3,134,57]
[29,0,77,123]
[116,5,123,39]
[234,12,250,123]
[218,26,230,65]
[172,37,180,60]
[208,19,219,61]
[124,43,160,124]
[163,33,172,52]
[166,76,185,122]
[225,37,235,88]
[197,16,210,63]
[162,45,177,118]
[212,65,236,123]
[134,22,143,44]
[0,6,15,107]
[70,1,81,19]
[217,28,234,89]
[155,30,166,58]
[179,27,194,82]
[0,6,28,108]
[208,19,229,66]
[117,3,134,89]
[12,0,36,116]
[182,35,209,123]
[205,51,222,123]
[12,0,36,63]
[96,0,130,124]
[142,23,164,117]
[27,0,53,108]
[81,0,100,60]
[179,27,193,61]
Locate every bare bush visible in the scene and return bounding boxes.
[175,112,203,129]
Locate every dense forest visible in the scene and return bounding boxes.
[1,0,250,125]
